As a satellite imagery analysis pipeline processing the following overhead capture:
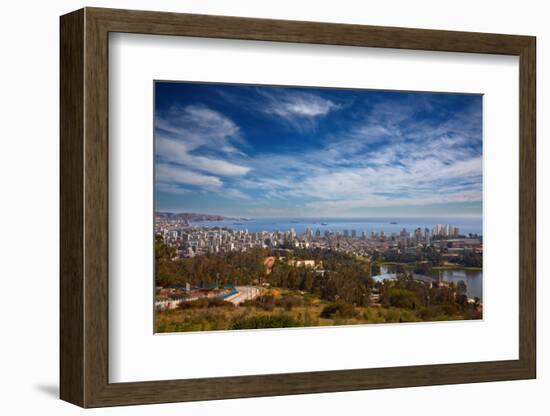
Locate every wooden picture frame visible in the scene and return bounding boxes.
[60,7,536,408]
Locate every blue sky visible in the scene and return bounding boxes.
[154,82,482,218]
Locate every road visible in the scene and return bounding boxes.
[226,286,262,305]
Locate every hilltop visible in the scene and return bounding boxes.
[155,212,234,222]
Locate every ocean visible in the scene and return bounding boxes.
[190,217,483,236]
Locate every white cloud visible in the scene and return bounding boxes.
[272,94,338,117]
[155,90,482,217]
[156,163,222,188]
[276,155,482,206]
[219,188,252,200]
[155,183,191,195]
[303,190,482,211]
[259,90,341,130]
[237,106,482,213]
[156,137,251,177]
[155,105,252,198]
[155,104,243,154]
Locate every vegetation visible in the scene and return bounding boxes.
[178,297,234,310]
[380,244,481,270]
[320,301,357,319]
[232,313,301,330]
[156,235,267,287]
[457,252,483,268]
[155,301,480,333]
[155,284,481,333]
[156,237,373,306]
[155,238,482,333]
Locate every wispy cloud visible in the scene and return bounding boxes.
[154,83,482,217]
[155,104,244,154]
[263,91,339,117]
[222,188,253,200]
[155,183,191,195]
[216,86,343,133]
[236,96,482,214]
[156,163,223,189]
[156,137,250,177]
[155,104,253,198]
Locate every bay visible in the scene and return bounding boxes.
[192,217,483,236]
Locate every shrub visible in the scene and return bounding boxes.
[463,308,483,320]
[277,295,303,311]
[417,306,441,320]
[320,301,357,319]
[417,304,458,321]
[207,298,235,308]
[254,295,276,311]
[231,313,300,329]
[440,303,458,315]
[178,297,234,310]
[179,297,208,309]
[398,309,419,323]
[387,288,420,309]
[384,308,401,322]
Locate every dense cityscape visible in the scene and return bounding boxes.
[154,213,483,332]
[155,213,482,262]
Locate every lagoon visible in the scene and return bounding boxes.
[377,265,482,300]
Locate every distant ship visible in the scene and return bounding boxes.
[389,221,398,224]
[321,222,328,226]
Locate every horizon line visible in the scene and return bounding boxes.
[155,211,482,220]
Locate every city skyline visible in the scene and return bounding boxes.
[156,215,479,264]
[154,82,483,218]
[154,211,482,220]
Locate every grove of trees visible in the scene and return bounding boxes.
[156,237,480,318]
[155,237,373,306]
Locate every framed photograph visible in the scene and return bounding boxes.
[60,7,536,407]
[152,81,486,333]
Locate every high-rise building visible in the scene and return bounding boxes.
[414,227,423,242]
[432,224,443,236]
[432,224,459,237]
